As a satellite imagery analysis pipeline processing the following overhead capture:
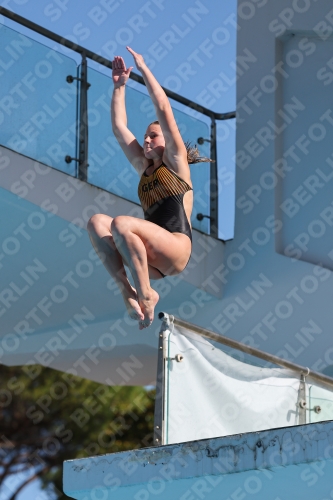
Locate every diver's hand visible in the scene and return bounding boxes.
[112,56,133,88]
[126,46,146,72]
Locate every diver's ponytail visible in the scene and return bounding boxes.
[184,141,213,164]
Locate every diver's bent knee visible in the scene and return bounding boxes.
[111,216,131,236]
[87,214,99,233]
[87,214,110,233]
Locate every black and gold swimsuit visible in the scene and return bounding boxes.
[138,162,193,242]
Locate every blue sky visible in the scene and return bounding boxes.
[0,0,236,497]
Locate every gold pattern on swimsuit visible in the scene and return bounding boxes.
[138,164,192,212]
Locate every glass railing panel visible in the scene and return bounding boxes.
[174,109,210,234]
[308,385,333,423]
[0,24,78,175]
[86,66,211,233]
[217,117,236,240]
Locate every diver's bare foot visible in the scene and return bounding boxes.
[138,288,159,330]
[122,288,144,321]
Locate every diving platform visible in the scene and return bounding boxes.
[63,420,333,499]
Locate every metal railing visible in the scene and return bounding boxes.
[0,7,236,238]
[158,312,333,388]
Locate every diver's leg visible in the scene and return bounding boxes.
[111,215,191,328]
[87,214,144,321]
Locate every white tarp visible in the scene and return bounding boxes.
[164,325,302,444]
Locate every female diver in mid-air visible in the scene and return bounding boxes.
[88,46,210,330]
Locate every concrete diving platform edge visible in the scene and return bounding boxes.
[63,420,333,500]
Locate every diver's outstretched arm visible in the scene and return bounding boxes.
[126,46,189,180]
[111,56,146,174]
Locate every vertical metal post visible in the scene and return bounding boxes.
[154,315,169,446]
[209,116,218,238]
[297,374,307,425]
[78,53,89,181]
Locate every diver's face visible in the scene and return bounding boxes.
[143,124,165,159]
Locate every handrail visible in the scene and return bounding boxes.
[0,7,235,121]
[159,312,333,389]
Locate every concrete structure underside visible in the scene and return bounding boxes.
[0,145,224,385]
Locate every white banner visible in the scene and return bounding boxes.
[164,325,303,444]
